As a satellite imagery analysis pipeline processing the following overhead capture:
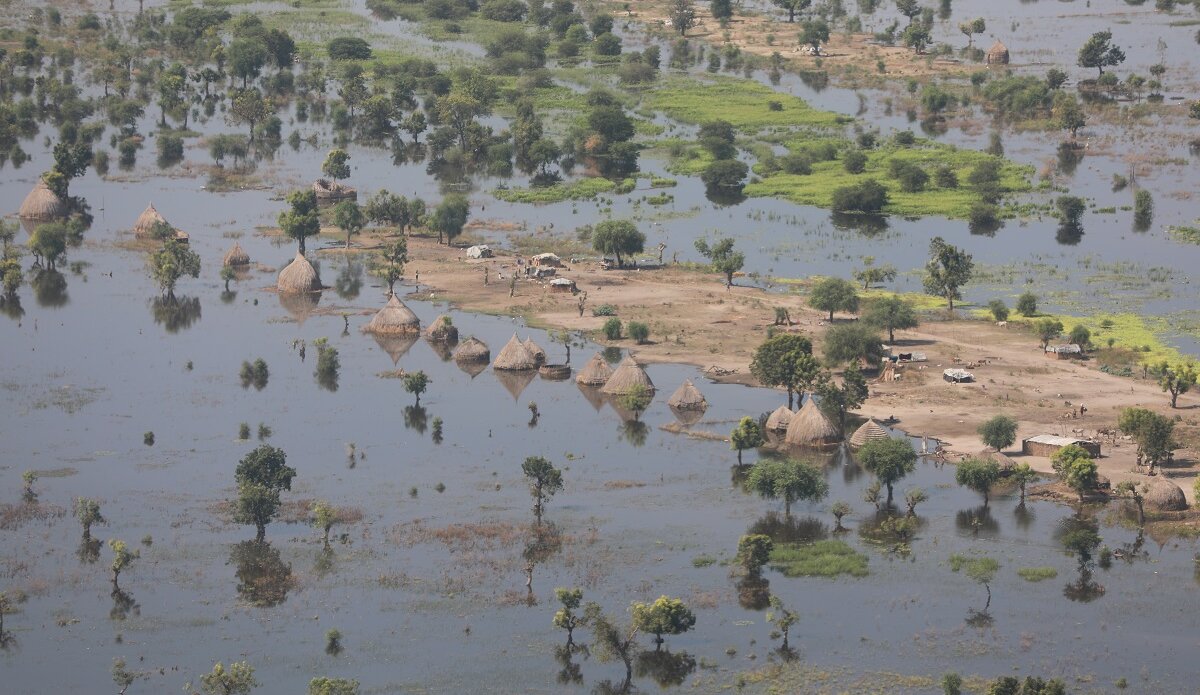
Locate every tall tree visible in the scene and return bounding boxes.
[1118,407,1176,474]
[730,416,765,465]
[668,0,697,35]
[322,148,351,181]
[746,458,829,515]
[233,445,297,541]
[428,195,470,245]
[857,436,916,502]
[1157,362,1197,409]
[923,236,974,310]
[229,88,271,142]
[592,220,646,268]
[149,239,202,297]
[278,189,320,254]
[1077,30,1125,76]
[816,363,868,435]
[332,200,365,249]
[1051,444,1098,504]
[863,295,918,343]
[808,277,859,321]
[631,596,696,649]
[694,237,745,287]
[711,0,733,21]
[750,333,818,408]
[522,456,564,525]
[773,0,812,22]
[955,457,1001,506]
[977,415,1018,452]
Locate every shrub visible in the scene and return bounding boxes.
[843,149,867,174]
[592,304,618,317]
[893,130,916,146]
[891,161,929,192]
[988,299,1009,322]
[327,37,372,61]
[627,321,650,344]
[831,180,888,213]
[934,166,958,188]
[602,317,622,340]
[780,153,812,175]
[1016,292,1038,316]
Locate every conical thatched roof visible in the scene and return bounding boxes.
[849,418,891,449]
[133,203,169,236]
[494,334,538,371]
[784,397,840,448]
[1146,477,1187,512]
[765,405,794,432]
[986,40,1010,65]
[363,294,420,335]
[576,353,614,386]
[424,314,459,343]
[601,355,655,395]
[277,252,322,294]
[977,448,1017,472]
[454,336,490,363]
[667,379,707,411]
[524,338,547,366]
[494,367,536,400]
[223,242,250,267]
[19,179,69,220]
[371,333,418,365]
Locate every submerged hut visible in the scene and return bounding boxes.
[667,379,707,411]
[133,203,168,236]
[601,355,655,396]
[424,314,459,343]
[454,336,491,364]
[849,418,891,449]
[494,334,538,371]
[312,178,357,203]
[223,242,250,267]
[523,338,547,366]
[576,353,614,386]
[18,179,69,220]
[784,398,841,448]
[986,40,1010,65]
[277,252,323,294]
[765,405,795,433]
[1147,478,1188,512]
[363,294,420,335]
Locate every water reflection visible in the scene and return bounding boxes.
[77,537,101,564]
[403,404,428,434]
[220,289,237,304]
[748,513,828,544]
[735,574,770,611]
[1056,142,1083,176]
[150,295,202,333]
[1013,503,1035,531]
[830,212,889,236]
[1057,516,1105,603]
[0,294,24,320]
[313,545,336,578]
[618,420,648,447]
[635,649,696,687]
[554,644,584,685]
[229,540,293,608]
[334,258,364,300]
[109,587,140,622]
[31,269,68,307]
[955,506,1000,538]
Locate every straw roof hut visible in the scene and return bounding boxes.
[576,353,614,386]
[494,367,537,400]
[849,419,891,449]
[494,334,538,371]
[986,40,1010,65]
[453,336,490,364]
[667,379,707,411]
[363,294,420,335]
[424,315,459,343]
[765,406,794,433]
[601,355,655,395]
[133,203,169,237]
[977,448,1017,472]
[223,242,250,267]
[523,338,547,366]
[277,252,323,294]
[371,333,418,365]
[18,179,69,220]
[1146,478,1187,512]
[784,398,841,448]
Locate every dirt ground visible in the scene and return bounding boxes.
[375,233,1199,504]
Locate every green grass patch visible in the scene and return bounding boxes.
[1017,566,1058,582]
[644,75,846,132]
[979,311,1189,368]
[1169,225,1200,245]
[645,193,674,206]
[769,540,869,578]
[492,177,616,203]
[692,554,718,568]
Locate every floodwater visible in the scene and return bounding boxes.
[3,1,1200,693]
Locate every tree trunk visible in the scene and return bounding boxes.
[888,327,895,343]
[737,448,743,465]
[983,583,991,611]
[256,523,266,542]
[829,309,834,321]
[787,388,794,409]
[886,482,894,503]
[982,490,989,507]
[788,8,796,21]
[947,296,955,311]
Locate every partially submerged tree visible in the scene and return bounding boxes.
[831,500,851,530]
[746,458,829,515]
[312,500,336,546]
[1051,444,1098,504]
[108,538,138,588]
[1077,30,1125,76]
[371,238,408,296]
[234,445,297,541]
[402,370,429,406]
[148,239,201,297]
[198,661,258,695]
[1114,481,1149,526]
[278,189,320,254]
[74,497,105,540]
[955,457,1002,507]
[321,148,351,181]
[766,594,799,652]
[631,595,696,650]
[522,456,564,525]
[816,363,869,436]
[857,437,917,503]
[736,534,773,576]
[950,554,999,614]
[583,602,640,687]
[730,416,765,465]
[1012,463,1037,505]
[552,587,587,647]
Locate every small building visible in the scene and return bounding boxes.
[312,178,356,203]
[1045,344,1083,359]
[548,277,576,293]
[986,40,1010,65]
[466,245,493,259]
[1022,434,1101,458]
[526,266,556,279]
[530,252,563,268]
[943,368,974,383]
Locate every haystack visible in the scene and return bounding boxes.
[667,379,707,411]
[494,367,536,400]
[601,355,656,395]
[765,405,794,432]
[849,418,891,449]
[784,398,840,448]
[277,252,323,294]
[523,338,547,366]
[1146,477,1187,512]
[133,203,169,237]
[223,242,250,267]
[371,333,418,365]
[453,336,490,363]
[576,353,614,386]
[18,179,69,220]
[363,294,420,335]
[494,334,538,371]
[986,40,1010,65]
[424,315,459,343]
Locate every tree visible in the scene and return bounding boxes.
[198,661,258,695]
[750,333,818,408]
[904,487,926,515]
[1051,444,1098,503]
[694,237,745,287]
[631,595,696,649]
[863,295,918,343]
[831,180,888,213]
[766,595,799,652]
[553,587,587,647]
[668,0,696,35]
[522,456,563,525]
[902,24,931,54]
[157,70,187,128]
[858,437,917,502]
[1068,324,1091,350]
[736,534,773,576]
[831,500,851,530]
[697,120,736,159]
[951,555,999,612]
[772,0,812,21]
[323,150,351,182]
[711,0,733,21]
[816,363,869,435]
[1016,292,1038,316]
[799,20,829,52]
[809,277,859,321]
[959,18,985,47]
[895,0,920,23]
[977,415,1018,452]
[1157,362,1197,408]
[1034,318,1064,350]
[148,239,201,296]
[1053,93,1086,139]
[923,237,973,310]
[229,88,271,142]
[592,220,645,268]
[108,538,138,588]
[278,189,320,254]
[74,497,105,540]
[1056,195,1085,230]
[730,416,765,465]
[853,257,897,290]
[311,500,336,546]
[1012,463,1037,505]
[584,602,640,686]
[229,38,268,87]
[234,445,297,541]
[328,36,372,61]
[1077,30,1125,76]
[619,384,653,422]
[428,195,470,245]
[1114,480,1149,526]
[332,201,365,249]
[402,370,429,405]
[28,223,68,270]
[308,677,359,695]
[1118,407,1175,473]
[955,457,1002,506]
[700,159,749,198]
[822,323,885,366]
[51,142,92,197]
[371,238,407,296]
[746,458,829,515]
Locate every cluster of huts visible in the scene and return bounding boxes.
[765,400,892,451]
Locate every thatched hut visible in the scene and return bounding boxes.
[667,379,707,411]
[765,405,795,433]
[986,40,1010,65]
[371,333,418,365]
[18,179,69,220]
[540,364,571,380]
[363,294,420,335]
[223,242,250,267]
[576,353,614,386]
[453,336,491,364]
[133,203,169,237]
[494,334,538,371]
[523,338,547,366]
[977,448,1017,472]
[424,315,459,343]
[601,355,655,395]
[1146,478,1188,512]
[849,418,891,449]
[277,252,323,294]
[784,398,840,448]
[494,368,536,400]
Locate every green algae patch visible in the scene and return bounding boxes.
[770,539,869,578]
[492,177,618,203]
[644,75,846,131]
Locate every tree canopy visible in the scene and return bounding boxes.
[863,295,918,343]
[808,277,859,321]
[694,237,745,287]
[750,333,818,408]
[857,437,916,502]
[923,236,973,310]
[746,458,829,515]
[977,415,1018,451]
[592,220,645,268]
